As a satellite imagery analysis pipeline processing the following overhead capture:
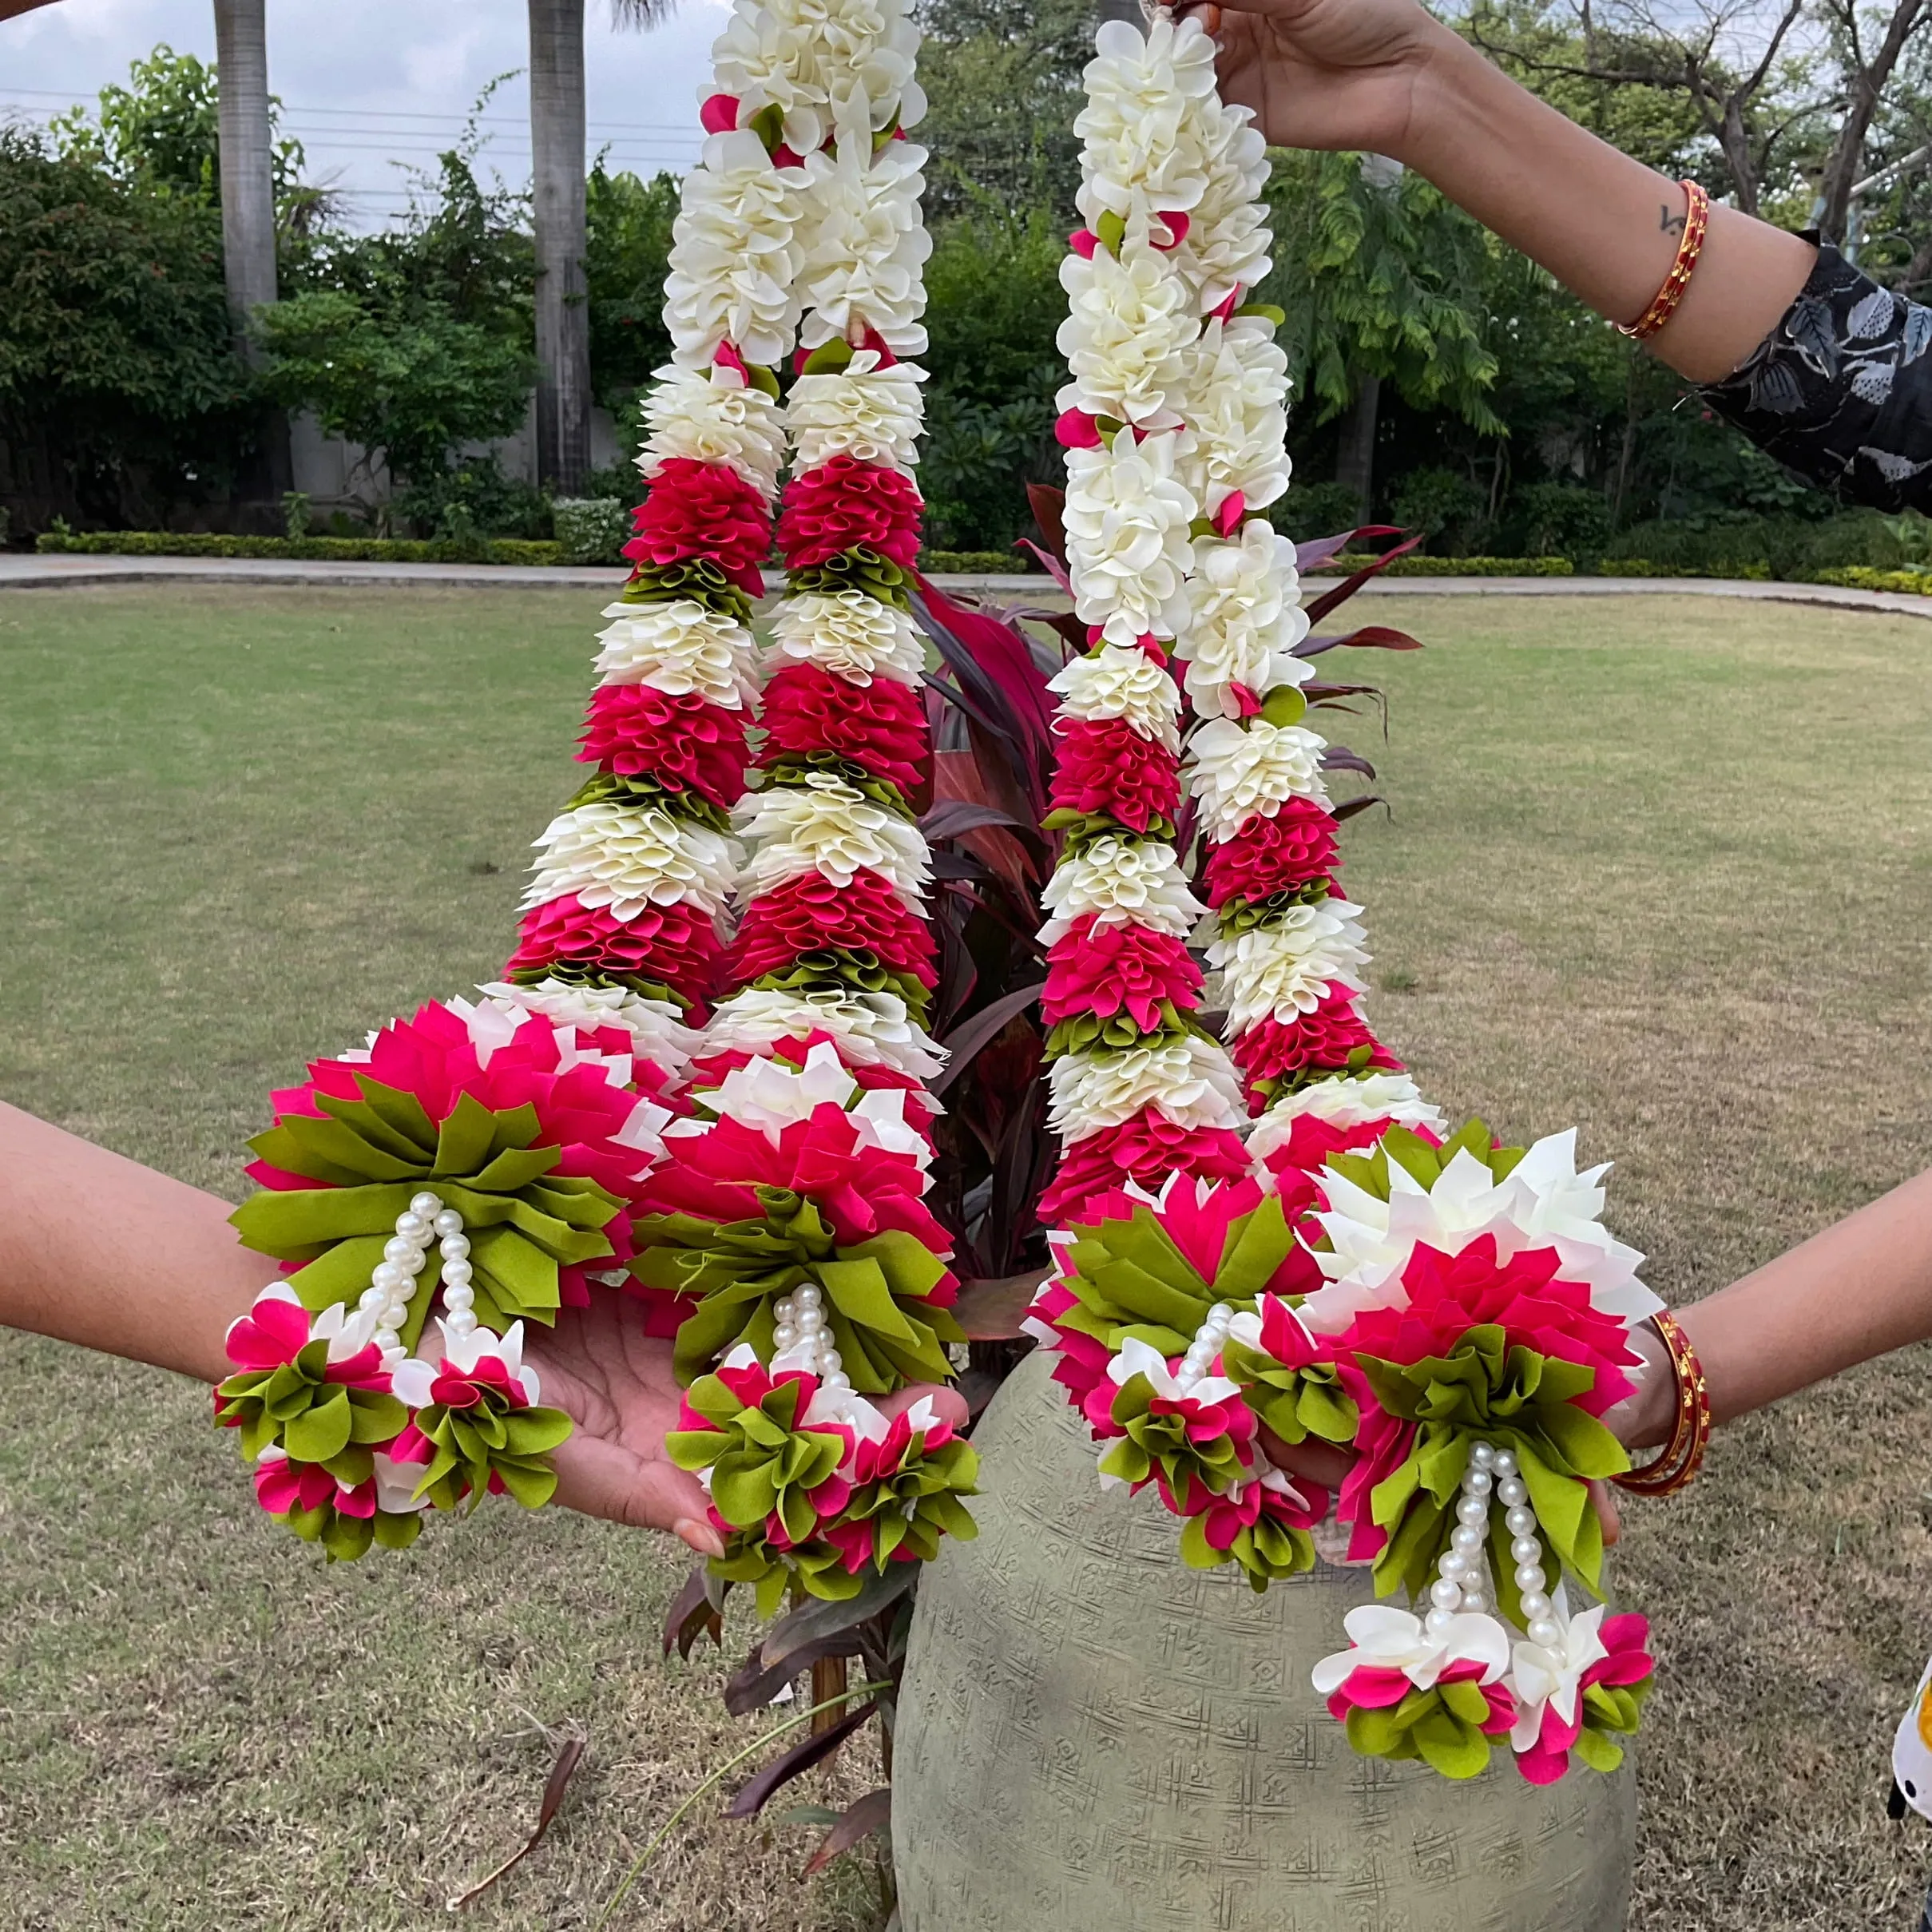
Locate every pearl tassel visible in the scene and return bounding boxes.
[355,1189,470,1364]
[1174,1303,1235,1393]
[1426,1441,1563,1647]
[772,1281,848,1390]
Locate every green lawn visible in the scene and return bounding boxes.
[2,584,1930,1931]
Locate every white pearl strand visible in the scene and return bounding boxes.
[1174,1303,1235,1393]
[355,1189,472,1365]
[772,1281,849,1391]
[1425,1441,1564,1648]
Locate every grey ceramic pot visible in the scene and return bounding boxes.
[894,1352,1636,1932]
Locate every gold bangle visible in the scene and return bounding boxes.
[1616,181,1711,343]
[1612,1311,1710,1498]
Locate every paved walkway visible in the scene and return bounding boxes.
[4,549,1930,621]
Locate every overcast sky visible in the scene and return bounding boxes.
[0,0,725,225]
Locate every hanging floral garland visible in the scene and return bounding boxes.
[624,0,977,1611]
[1023,8,1662,1784]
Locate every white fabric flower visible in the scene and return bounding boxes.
[1073,16,1218,227]
[1056,241,1198,430]
[736,773,931,899]
[1187,716,1330,839]
[1247,1071,1446,1156]
[1037,833,1201,943]
[1311,1603,1513,1696]
[593,600,760,709]
[1175,106,1273,307]
[711,0,925,157]
[796,102,930,356]
[769,588,925,686]
[664,129,807,369]
[1509,1605,1612,1752]
[470,978,701,1083]
[1062,433,1197,647]
[392,1319,538,1408]
[681,1036,856,1139]
[1207,899,1370,1030]
[524,802,739,921]
[638,363,786,499]
[1047,1033,1246,1139]
[1176,520,1311,718]
[703,985,946,1081]
[788,352,926,472]
[1299,1130,1662,1336]
[1176,318,1291,515]
[1046,642,1182,750]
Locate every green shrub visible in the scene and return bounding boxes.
[1271,480,1366,542]
[1512,482,1610,557]
[552,498,630,565]
[35,530,564,565]
[1604,510,1904,579]
[1808,565,1932,594]
[1389,467,1488,553]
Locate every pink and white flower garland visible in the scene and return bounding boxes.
[1024,11,1663,1783]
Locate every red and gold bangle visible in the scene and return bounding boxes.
[1617,180,1711,342]
[1612,1310,1711,1498]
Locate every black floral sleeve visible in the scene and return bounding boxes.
[1700,240,1932,512]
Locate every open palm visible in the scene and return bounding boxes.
[524,1295,969,1554]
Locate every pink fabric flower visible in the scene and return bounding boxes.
[727,867,938,989]
[1231,989,1400,1100]
[776,456,923,571]
[625,457,772,594]
[1201,795,1340,906]
[1038,1109,1252,1222]
[1042,913,1201,1033]
[223,1291,389,1390]
[1049,716,1181,831]
[248,1001,657,1302]
[1516,1614,1655,1784]
[1196,1470,1328,1549]
[506,892,724,1017]
[641,1106,954,1275]
[758,661,927,795]
[577,685,749,808]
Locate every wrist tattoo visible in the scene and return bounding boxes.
[1660,202,1687,235]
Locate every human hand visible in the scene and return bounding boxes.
[1178,0,1461,157]
[523,1295,970,1557]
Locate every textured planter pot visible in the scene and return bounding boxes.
[895,1353,1636,1931]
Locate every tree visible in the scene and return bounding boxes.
[260,153,535,529]
[1262,151,1502,514]
[530,0,593,493]
[583,162,681,418]
[0,126,252,530]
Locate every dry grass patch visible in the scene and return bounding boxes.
[1,585,1928,1930]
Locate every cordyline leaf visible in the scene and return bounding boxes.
[803,1787,893,1878]
[1332,794,1387,822]
[445,1737,586,1910]
[1294,623,1424,659]
[1303,533,1425,625]
[920,800,1027,842]
[726,1634,868,1717]
[1321,746,1378,779]
[1295,524,1402,572]
[760,1568,918,1672]
[1026,482,1068,565]
[723,1700,878,1818]
[1014,537,1072,591]
[931,981,1044,1094]
[911,580,1056,765]
[662,1562,728,1660]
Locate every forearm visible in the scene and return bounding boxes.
[0,1100,262,1383]
[1665,1165,1932,1427]
[1394,26,1815,383]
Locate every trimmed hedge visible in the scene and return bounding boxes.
[1311,553,1575,577]
[1808,565,1932,595]
[37,530,565,566]
[920,549,1041,574]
